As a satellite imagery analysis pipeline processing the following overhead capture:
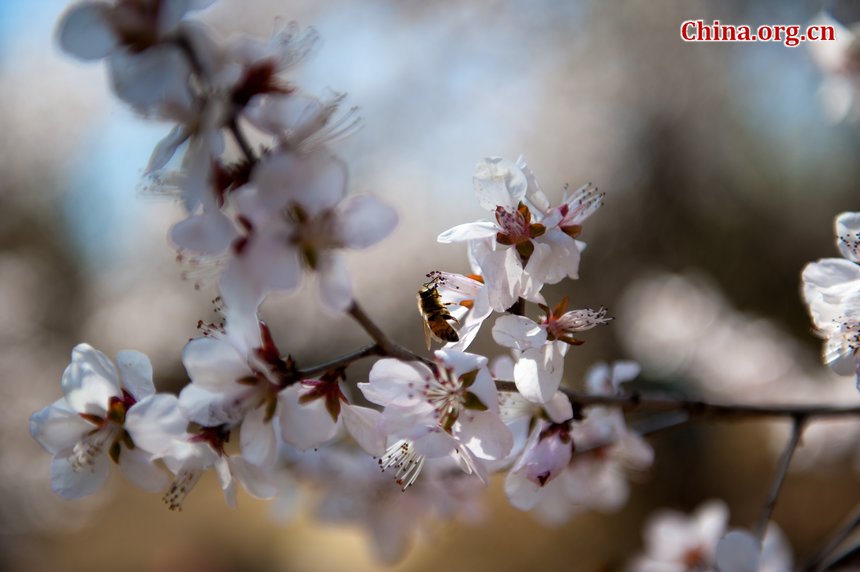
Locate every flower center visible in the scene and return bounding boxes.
[284,203,342,269]
[423,367,467,432]
[68,427,116,472]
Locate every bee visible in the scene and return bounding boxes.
[417,273,460,349]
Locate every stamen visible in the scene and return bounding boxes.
[163,469,203,511]
[68,429,113,472]
[378,439,426,491]
[839,231,860,261]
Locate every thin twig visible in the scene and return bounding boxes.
[755,415,805,541]
[228,117,257,165]
[631,411,691,437]
[817,542,860,571]
[291,343,382,381]
[493,381,860,419]
[803,501,860,572]
[347,301,432,365]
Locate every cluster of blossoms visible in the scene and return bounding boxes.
[25,0,859,567]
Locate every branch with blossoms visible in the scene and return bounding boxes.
[26,0,860,568]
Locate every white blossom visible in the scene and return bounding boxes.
[802,212,860,384]
[29,344,173,498]
[358,350,513,488]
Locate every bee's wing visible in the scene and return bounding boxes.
[423,320,434,350]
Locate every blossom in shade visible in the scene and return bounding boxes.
[807,12,860,122]
[57,0,216,114]
[802,212,860,384]
[627,500,792,572]
[28,344,175,498]
[221,146,398,313]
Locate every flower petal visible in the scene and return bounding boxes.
[170,210,237,255]
[336,194,398,249]
[29,399,91,455]
[240,406,278,469]
[436,221,498,243]
[361,359,432,406]
[456,410,513,460]
[229,456,277,500]
[51,447,110,499]
[513,344,565,404]
[125,394,189,455]
[714,530,760,572]
[108,46,193,112]
[253,148,346,215]
[278,385,338,451]
[118,447,168,492]
[316,252,353,313]
[116,350,155,401]
[56,2,118,61]
[341,404,386,456]
[146,125,189,173]
[473,157,527,211]
[492,315,547,350]
[182,337,252,391]
[62,344,121,416]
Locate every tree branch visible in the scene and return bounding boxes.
[493,381,860,419]
[803,501,860,572]
[348,301,433,366]
[755,415,805,541]
[292,343,382,380]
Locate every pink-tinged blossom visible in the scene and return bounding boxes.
[504,362,651,521]
[627,500,792,572]
[358,350,513,489]
[504,419,573,511]
[221,146,398,313]
[438,156,602,311]
[28,344,173,498]
[495,374,573,465]
[492,298,612,403]
[802,212,860,383]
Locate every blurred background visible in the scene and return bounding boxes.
[2,0,860,570]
